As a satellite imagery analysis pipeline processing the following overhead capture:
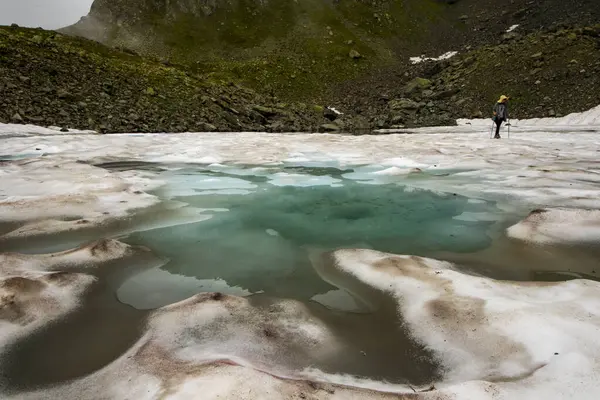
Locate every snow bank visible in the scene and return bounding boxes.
[324,248,600,399]
[7,246,600,400]
[457,104,600,127]
[0,123,95,137]
[0,239,154,352]
[0,159,160,223]
[507,208,600,245]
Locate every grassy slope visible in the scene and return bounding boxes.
[0,26,321,132]
[64,0,452,102]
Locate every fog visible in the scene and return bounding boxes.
[0,0,94,30]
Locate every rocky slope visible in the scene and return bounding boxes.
[0,26,321,133]
[1,21,599,133]
[63,0,600,103]
[332,24,600,130]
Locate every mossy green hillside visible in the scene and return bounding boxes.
[64,0,453,101]
[0,26,322,132]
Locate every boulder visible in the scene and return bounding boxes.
[252,105,278,117]
[390,115,404,125]
[320,123,341,132]
[431,88,460,100]
[403,77,432,94]
[57,89,72,99]
[349,50,362,59]
[502,32,521,41]
[389,98,420,111]
[199,122,217,132]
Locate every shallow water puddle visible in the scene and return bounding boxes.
[114,163,504,310]
[2,159,599,393]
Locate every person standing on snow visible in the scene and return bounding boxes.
[492,95,509,139]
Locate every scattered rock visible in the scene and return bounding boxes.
[252,105,278,117]
[57,89,71,99]
[403,77,432,94]
[349,50,362,59]
[431,88,460,100]
[375,118,389,129]
[513,8,528,18]
[502,32,521,41]
[200,123,217,132]
[320,123,341,132]
[389,98,419,111]
[60,127,69,132]
[11,112,23,122]
[390,115,404,124]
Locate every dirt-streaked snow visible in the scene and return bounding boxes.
[1,109,600,399]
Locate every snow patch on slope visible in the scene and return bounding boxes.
[410,51,458,64]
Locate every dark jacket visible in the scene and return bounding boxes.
[493,102,508,121]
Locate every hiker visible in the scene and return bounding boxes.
[492,95,509,139]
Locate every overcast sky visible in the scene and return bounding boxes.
[0,0,95,30]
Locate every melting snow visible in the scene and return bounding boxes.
[1,105,600,399]
[410,51,458,64]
